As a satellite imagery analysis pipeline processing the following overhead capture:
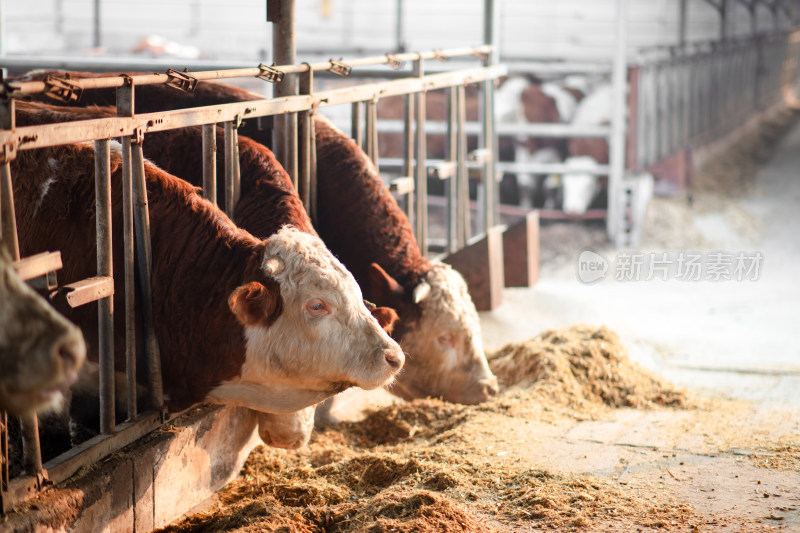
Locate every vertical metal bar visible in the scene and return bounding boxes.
[482,0,499,232]
[224,121,240,217]
[19,415,40,475]
[446,86,458,254]
[679,0,688,48]
[309,115,318,223]
[351,101,362,148]
[131,140,164,411]
[120,137,136,421]
[116,83,137,422]
[298,68,314,213]
[413,58,427,255]
[94,139,114,435]
[366,99,378,167]
[608,0,629,246]
[93,0,101,48]
[456,85,469,248]
[1,411,8,495]
[0,163,17,260]
[403,93,415,223]
[720,0,729,41]
[395,0,405,52]
[270,0,297,186]
[202,123,217,205]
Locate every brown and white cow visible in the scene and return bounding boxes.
[9,126,404,416]
[15,74,497,413]
[13,101,402,448]
[0,246,86,416]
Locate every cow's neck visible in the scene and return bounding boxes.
[145,167,264,410]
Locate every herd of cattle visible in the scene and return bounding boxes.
[376,73,613,216]
[0,69,501,475]
[2,69,610,479]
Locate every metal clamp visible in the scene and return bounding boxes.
[43,75,83,103]
[165,69,198,92]
[385,54,405,70]
[432,49,449,62]
[131,128,144,145]
[256,63,285,84]
[329,59,352,77]
[0,141,17,164]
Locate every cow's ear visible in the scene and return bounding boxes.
[367,263,404,308]
[371,306,399,335]
[229,280,283,327]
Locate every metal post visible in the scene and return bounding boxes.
[93,0,101,49]
[446,86,458,253]
[131,140,164,411]
[403,93,415,223]
[94,139,115,435]
[413,57,427,255]
[456,85,469,248]
[679,0,688,48]
[608,0,629,245]
[0,97,18,259]
[351,102,362,147]
[396,0,406,52]
[120,137,136,421]
[224,121,240,217]
[366,98,378,166]
[720,0,729,41]
[298,68,314,212]
[269,0,298,185]
[202,124,217,204]
[116,83,137,421]
[482,0,499,231]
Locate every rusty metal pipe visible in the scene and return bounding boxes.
[94,139,115,434]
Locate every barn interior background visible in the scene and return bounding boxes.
[1,1,800,531]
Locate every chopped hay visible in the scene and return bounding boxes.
[488,324,688,409]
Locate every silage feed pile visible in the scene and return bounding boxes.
[488,324,688,409]
[159,325,703,532]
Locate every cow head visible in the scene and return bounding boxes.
[561,156,602,216]
[209,227,404,414]
[0,249,86,416]
[252,303,399,449]
[369,262,498,405]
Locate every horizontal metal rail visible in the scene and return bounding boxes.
[0,65,506,155]
[3,45,493,97]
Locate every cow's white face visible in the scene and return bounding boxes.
[208,227,404,414]
[375,262,498,405]
[0,251,86,416]
[256,407,315,449]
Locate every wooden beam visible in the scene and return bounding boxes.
[502,211,539,288]
[444,226,504,311]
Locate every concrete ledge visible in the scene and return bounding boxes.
[1,405,260,533]
[502,211,539,288]
[444,225,505,311]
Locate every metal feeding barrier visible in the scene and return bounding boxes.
[632,29,800,172]
[0,43,504,515]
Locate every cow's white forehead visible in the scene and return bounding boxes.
[263,226,362,298]
[418,262,480,331]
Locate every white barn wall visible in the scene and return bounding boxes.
[1,0,795,61]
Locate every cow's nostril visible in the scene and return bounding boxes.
[56,342,79,370]
[485,382,500,397]
[385,350,404,370]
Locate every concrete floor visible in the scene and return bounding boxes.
[481,120,800,409]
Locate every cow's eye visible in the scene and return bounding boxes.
[305,298,329,316]
[437,335,454,348]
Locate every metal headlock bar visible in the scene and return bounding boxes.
[0,44,504,515]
